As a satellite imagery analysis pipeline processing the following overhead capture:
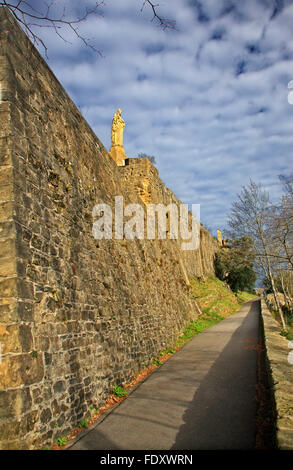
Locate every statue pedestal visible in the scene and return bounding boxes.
[109,145,128,166]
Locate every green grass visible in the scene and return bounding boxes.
[191,276,257,319]
[237,291,258,303]
[281,322,293,340]
[152,277,257,364]
[286,329,293,340]
[176,312,225,347]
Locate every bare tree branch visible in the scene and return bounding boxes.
[0,0,106,57]
[0,1,176,57]
[141,0,176,29]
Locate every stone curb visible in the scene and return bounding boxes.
[260,297,293,450]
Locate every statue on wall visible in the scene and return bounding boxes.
[109,108,128,166]
[111,108,125,147]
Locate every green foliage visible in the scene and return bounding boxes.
[159,346,175,357]
[215,236,256,293]
[112,385,128,397]
[261,276,273,292]
[57,436,67,447]
[89,405,99,415]
[237,291,257,303]
[80,418,88,429]
[153,358,163,366]
[285,329,293,341]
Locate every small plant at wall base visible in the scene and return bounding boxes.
[89,405,100,415]
[153,358,163,366]
[56,436,67,447]
[112,385,128,397]
[80,418,88,429]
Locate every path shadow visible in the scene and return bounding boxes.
[171,300,261,450]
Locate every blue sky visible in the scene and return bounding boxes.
[17,0,293,235]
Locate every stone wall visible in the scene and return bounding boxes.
[0,9,218,449]
[260,298,293,449]
[120,158,217,278]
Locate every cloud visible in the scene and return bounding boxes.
[27,0,293,234]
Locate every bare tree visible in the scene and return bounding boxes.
[269,199,293,270]
[0,0,175,56]
[226,179,287,330]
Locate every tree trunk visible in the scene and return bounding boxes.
[269,268,286,330]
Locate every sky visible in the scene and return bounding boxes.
[13,0,293,235]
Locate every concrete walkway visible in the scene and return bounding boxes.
[69,299,260,450]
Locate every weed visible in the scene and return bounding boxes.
[57,436,67,447]
[153,358,163,366]
[89,405,99,415]
[80,418,88,429]
[161,347,175,356]
[112,385,128,397]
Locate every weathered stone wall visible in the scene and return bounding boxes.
[120,158,217,278]
[260,298,293,449]
[0,9,218,449]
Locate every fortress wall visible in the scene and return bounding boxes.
[120,157,218,279]
[0,9,218,449]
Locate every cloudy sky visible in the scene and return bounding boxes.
[16,0,293,235]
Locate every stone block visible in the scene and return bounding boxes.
[17,279,34,300]
[0,201,14,221]
[0,183,14,202]
[0,236,15,259]
[40,408,52,425]
[0,220,15,239]
[0,114,11,139]
[18,301,34,322]
[0,257,16,277]
[0,387,32,419]
[0,299,18,322]
[0,137,12,166]
[0,324,21,354]
[0,276,17,297]
[0,166,13,186]
[0,353,44,388]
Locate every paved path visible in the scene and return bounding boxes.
[69,299,260,450]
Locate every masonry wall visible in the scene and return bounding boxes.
[120,158,217,278]
[0,9,218,449]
